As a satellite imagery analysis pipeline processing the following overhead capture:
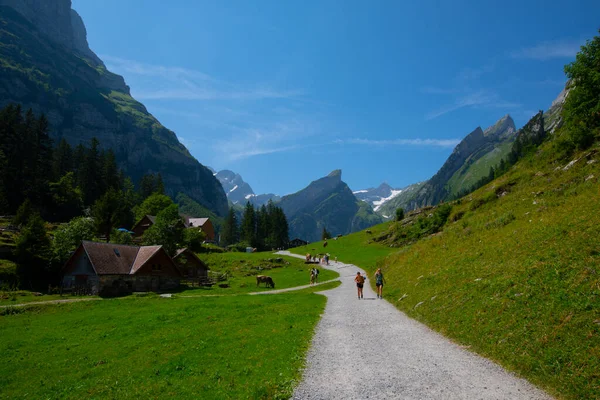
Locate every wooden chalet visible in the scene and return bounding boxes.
[183,217,215,241]
[288,238,309,248]
[131,215,156,238]
[62,241,182,296]
[132,214,216,242]
[173,248,209,279]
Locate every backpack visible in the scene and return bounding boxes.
[316,269,320,274]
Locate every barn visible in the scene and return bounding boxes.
[62,241,183,296]
[173,248,209,279]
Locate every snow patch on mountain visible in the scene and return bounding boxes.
[373,189,403,211]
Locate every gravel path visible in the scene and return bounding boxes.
[276,251,552,400]
[0,297,101,308]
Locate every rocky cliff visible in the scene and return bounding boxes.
[278,170,382,241]
[393,115,517,210]
[0,1,228,216]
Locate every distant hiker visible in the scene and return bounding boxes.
[374,268,385,299]
[355,272,365,299]
[313,267,320,283]
[334,256,338,263]
[310,268,316,285]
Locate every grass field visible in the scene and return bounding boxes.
[180,252,339,295]
[0,286,336,400]
[292,143,600,399]
[290,223,395,270]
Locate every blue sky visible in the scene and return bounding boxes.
[73,0,599,195]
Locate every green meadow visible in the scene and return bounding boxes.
[0,282,339,400]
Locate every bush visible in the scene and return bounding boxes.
[395,208,405,221]
[0,259,19,288]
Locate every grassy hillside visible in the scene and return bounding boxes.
[446,140,513,197]
[292,140,600,399]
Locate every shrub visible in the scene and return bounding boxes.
[395,208,405,221]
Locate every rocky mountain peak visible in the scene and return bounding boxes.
[327,169,342,180]
[483,114,517,140]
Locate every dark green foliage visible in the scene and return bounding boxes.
[52,138,73,179]
[110,229,134,245]
[382,204,453,246]
[48,172,83,222]
[240,202,257,247]
[51,217,96,263]
[134,193,174,222]
[183,227,206,252]
[395,208,404,221]
[12,199,36,228]
[221,207,239,247]
[139,173,165,200]
[91,190,132,243]
[0,105,53,214]
[321,227,331,240]
[560,30,600,153]
[0,259,19,288]
[14,213,51,289]
[142,204,184,257]
[80,138,103,205]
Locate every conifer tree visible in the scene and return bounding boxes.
[221,207,238,246]
[240,201,257,246]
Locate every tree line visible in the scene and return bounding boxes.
[221,201,289,251]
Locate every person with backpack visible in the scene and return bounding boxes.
[354,272,365,299]
[374,268,385,299]
[314,267,320,283]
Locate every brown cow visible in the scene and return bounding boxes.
[256,275,275,288]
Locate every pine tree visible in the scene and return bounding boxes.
[53,138,73,180]
[139,173,156,200]
[91,190,126,242]
[240,202,257,246]
[221,207,238,246]
[101,149,120,192]
[81,138,102,205]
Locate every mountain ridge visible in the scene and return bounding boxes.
[279,170,383,241]
[0,0,229,216]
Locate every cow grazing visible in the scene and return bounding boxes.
[256,275,275,288]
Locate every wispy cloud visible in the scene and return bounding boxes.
[210,119,321,162]
[425,90,521,120]
[510,39,582,60]
[336,138,460,148]
[101,55,303,101]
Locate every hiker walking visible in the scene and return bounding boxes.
[355,272,365,299]
[310,268,315,285]
[374,268,385,299]
[314,267,320,283]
